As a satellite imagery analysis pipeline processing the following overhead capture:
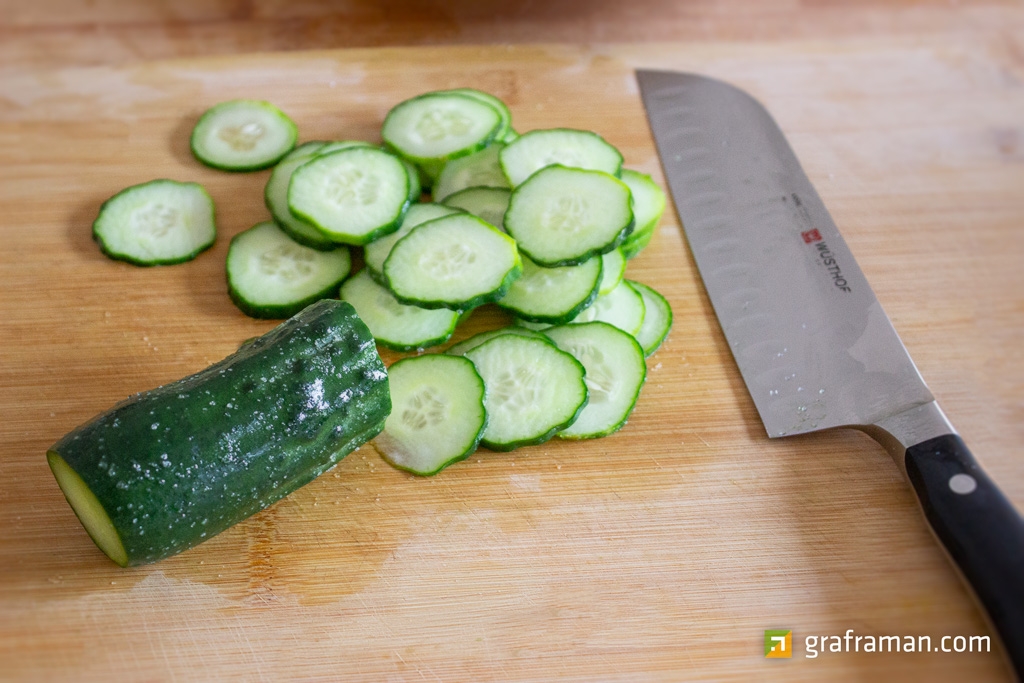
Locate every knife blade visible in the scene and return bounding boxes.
[637,68,1024,678]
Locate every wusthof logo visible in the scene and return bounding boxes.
[764,630,793,658]
[800,228,852,293]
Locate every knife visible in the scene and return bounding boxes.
[636,69,1024,678]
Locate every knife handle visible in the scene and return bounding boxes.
[905,434,1024,679]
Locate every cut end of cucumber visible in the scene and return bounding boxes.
[47,451,128,567]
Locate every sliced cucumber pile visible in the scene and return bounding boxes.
[88,86,676,483]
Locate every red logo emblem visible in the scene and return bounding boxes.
[801,229,822,244]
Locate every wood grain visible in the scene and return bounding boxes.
[0,40,1022,681]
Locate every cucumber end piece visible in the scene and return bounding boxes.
[47,451,129,567]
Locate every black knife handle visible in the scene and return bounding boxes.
[905,434,1024,679]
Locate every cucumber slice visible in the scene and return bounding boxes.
[499,128,623,187]
[363,203,463,277]
[543,322,647,439]
[446,326,548,356]
[442,186,511,231]
[445,89,513,140]
[227,221,351,319]
[339,270,458,351]
[315,140,422,205]
[598,247,626,296]
[504,165,633,266]
[628,281,673,356]
[93,179,216,266]
[190,100,297,171]
[383,213,522,310]
[433,143,509,201]
[265,142,338,251]
[314,140,377,156]
[618,169,667,259]
[463,335,588,451]
[497,254,602,325]
[374,355,486,475]
[288,146,410,245]
[570,280,645,336]
[382,92,503,167]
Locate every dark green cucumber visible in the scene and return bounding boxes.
[46,300,390,567]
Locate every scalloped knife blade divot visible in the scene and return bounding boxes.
[636,69,1024,678]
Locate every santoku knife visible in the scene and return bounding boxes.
[636,69,1024,678]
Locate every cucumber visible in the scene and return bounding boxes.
[314,140,422,205]
[445,89,513,141]
[226,221,351,319]
[441,186,511,231]
[46,300,390,566]
[432,143,508,201]
[339,269,459,351]
[264,142,338,251]
[93,179,216,266]
[288,146,410,245]
[463,335,588,451]
[618,169,667,259]
[374,355,486,476]
[598,247,626,296]
[363,203,463,278]
[628,281,673,356]
[504,165,634,266]
[497,254,602,325]
[446,326,548,357]
[570,280,646,336]
[499,128,623,187]
[382,213,522,310]
[190,100,298,172]
[382,92,504,174]
[543,322,647,439]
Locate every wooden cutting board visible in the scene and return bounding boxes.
[1,41,1022,681]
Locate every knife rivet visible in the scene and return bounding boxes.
[948,473,977,495]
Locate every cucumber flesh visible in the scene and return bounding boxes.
[265,142,338,251]
[629,280,673,356]
[93,179,216,266]
[497,254,602,325]
[288,146,410,245]
[227,222,351,319]
[598,247,626,296]
[191,99,297,171]
[374,355,486,475]
[463,335,588,451]
[383,213,522,310]
[363,203,463,277]
[441,186,511,231]
[47,452,128,567]
[339,269,458,351]
[499,128,623,187]
[433,143,508,201]
[504,165,633,267]
[446,326,548,356]
[570,280,646,336]
[445,89,513,140]
[619,169,667,259]
[543,322,647,439]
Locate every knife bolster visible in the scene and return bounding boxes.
[861,400,956,478]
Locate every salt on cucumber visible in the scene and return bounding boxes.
[93,179,216,266]
[190,99,297,172]
[543,322,647,439]
[46,299,390,566]
[464,334,588,451]
[374,355,486,476]
[226,221,351,319]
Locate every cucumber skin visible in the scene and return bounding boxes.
[47,300,390,566]
[92,179,216,267]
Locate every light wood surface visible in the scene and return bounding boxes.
[0,39,1022,681]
